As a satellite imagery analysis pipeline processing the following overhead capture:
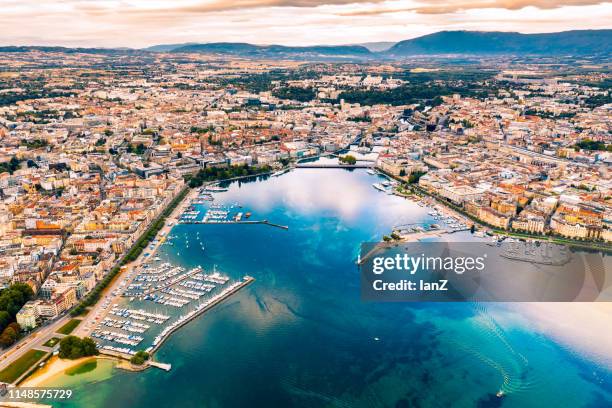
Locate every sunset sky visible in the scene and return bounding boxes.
[2,0,611,48]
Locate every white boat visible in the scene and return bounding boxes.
[367,169,376,175]
[205,186,228,192]
[372,183,386,192]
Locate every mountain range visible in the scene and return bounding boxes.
[145,30,611,57]
[2,30,610,58]
[387,30,611,56]
[162,43,372,57]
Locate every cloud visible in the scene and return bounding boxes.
[0,0,610,47]
[341,0,610,16]
[77,0,390,16]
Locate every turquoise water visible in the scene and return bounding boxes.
[46,167,612,407]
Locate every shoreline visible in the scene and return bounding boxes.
[13,165,612,398]
[74,187,199,338]
[75,180,254,361]
[19,356,99,387]
[378,167,611,252]
[148,276,254,355]
[19,354,142,388]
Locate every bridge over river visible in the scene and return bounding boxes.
[295,162,375,169]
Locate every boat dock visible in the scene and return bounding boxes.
[178,219,288,230]
[140,266,204,296]
[149,276,255,354]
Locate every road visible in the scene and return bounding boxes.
[0,315,70,373]
[74,187,198,338]
[0,187,196,376]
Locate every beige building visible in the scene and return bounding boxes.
[511,211,546,234]
[439,185,485,205]
[16,301,39,330]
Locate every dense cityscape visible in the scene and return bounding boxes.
[0,42,610,405]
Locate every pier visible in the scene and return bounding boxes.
[149,361,172,371]
[140,266,204,296]
[149,276,255,354]
[97,349,171,372]
[178,219,288,230]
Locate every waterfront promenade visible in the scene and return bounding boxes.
[74,187,200,339]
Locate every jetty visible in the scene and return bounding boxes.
[178,219,288,230]
[149,276,255,354]
[149,361,172,371]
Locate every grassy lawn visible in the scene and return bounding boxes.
[43,337,60,347]
[0,349,47,383]
[57,319,81,335]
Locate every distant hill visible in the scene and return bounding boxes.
[3,30,610,58]
[168,42,373,58]
[0,46,142,55]
[354,42,396,52]
[144,43,198,52]
[387,30,612,56]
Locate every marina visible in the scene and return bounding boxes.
[37,163,612,408]
[87,254,253,358]
[177,191,289,230]
[149,276,254,354]
[369,173,470,236]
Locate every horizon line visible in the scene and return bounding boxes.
[1,28,610,51]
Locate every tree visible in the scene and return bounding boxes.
[81,337,98,356]
[130,350,150,365]
[408,171,426,184]
[0,157,21,174]
[59,335,99,359]
[0,283,34,318]
[0,311,10,333]
[339,155,357,165]
[0,331,15,347]
[0,323,19,347]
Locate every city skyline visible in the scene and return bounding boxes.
[1,0,611,48]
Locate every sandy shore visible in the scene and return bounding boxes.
[20,356,98,387]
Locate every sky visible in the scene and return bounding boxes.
[1,0,611,48]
